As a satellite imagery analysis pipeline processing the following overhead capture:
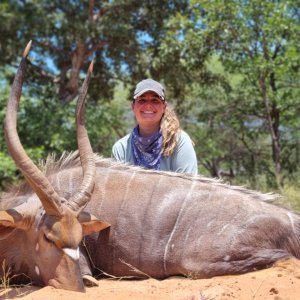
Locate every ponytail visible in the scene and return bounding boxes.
[160,105,181,156]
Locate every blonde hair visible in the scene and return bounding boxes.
[160,105,181,156]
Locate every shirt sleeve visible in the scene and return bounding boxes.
[111,141,123,161]
[171,131,198,175]
[111,134,130,162]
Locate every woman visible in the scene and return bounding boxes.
[112,79,198,174]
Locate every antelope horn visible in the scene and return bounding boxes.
[67,61,96,214]
[4,41,63,216]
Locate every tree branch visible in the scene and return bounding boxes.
[26,60,59,82]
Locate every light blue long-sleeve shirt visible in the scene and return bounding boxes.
[112,130,198,175]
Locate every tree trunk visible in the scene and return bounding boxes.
[59,42,86,102]
[259,75,282,188]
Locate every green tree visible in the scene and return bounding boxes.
[0,0,189,102]
[203,0,299,187]
[162,0,300,188]
[0,0,190,187]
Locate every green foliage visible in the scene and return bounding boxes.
[0,79,128,189]
[0,0,190,102]
[159,0,300,189]
[0,152,17,189]
[280,184,300,211]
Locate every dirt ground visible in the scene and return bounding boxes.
[1,258,300,300]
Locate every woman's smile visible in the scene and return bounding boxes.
[141,110,156,115]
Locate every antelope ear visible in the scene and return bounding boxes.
[78,211,110,236]
[0,209,27,240]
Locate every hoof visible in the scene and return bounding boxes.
[82,274,99,287]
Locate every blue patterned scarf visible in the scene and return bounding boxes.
[131,126,163,170]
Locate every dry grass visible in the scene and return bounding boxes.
[0,260,11,291]
[0,260,33,299]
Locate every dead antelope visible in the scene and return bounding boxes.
[1,42,300,293]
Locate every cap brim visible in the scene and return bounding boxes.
[134,88,164,100]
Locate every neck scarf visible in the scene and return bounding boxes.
[131,126,163,170]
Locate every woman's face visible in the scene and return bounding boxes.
[131,91,166,130]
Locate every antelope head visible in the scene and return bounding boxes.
[0,41,109,292]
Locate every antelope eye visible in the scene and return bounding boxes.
[44,234,54,244]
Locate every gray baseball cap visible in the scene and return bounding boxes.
[133,79,165,100]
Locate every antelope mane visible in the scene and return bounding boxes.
[1,151,281,208]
